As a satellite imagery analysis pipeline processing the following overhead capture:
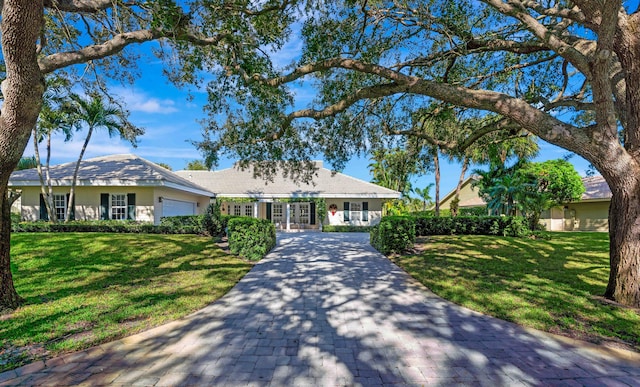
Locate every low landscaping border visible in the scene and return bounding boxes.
[322,225,372,233]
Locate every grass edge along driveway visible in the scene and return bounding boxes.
[391,232,640,353]
[1,233,252,373]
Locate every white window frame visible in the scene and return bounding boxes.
[350,202,362,223]
[244,204,253,217]
[299,203,310,224]
[233,204,242,216]
[111,194,127,220]
[273,203,284,223]
[53,194,67,221]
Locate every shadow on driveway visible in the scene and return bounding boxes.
[1,232,639,386]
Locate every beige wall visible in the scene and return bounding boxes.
[440,182,482,210]
[540,201,609,232]
[566,201,609,232]
[14,185,210,224]
[325,198,385,226]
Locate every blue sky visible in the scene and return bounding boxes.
[22,31,594,199]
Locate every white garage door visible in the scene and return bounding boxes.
[162,199,196,217]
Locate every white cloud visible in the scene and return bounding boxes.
[112,87,179,114]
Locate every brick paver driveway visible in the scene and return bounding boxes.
[1,232,639,386]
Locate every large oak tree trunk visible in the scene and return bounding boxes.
[0,0,45,310]
[433,148,440,217]
[604,172,640,307]
[0,177,22,310]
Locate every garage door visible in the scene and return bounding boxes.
[162,199,196,217]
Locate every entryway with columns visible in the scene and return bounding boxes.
[222,201,319,231]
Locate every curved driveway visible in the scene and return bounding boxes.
[1,232,639,386]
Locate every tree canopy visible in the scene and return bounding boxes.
[0,0,307,310]
[197,1,640,307]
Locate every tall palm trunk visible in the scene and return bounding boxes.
[33,127,57,222]
[65,126,94,222]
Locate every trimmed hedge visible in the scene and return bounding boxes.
[414,216,530,237]
[13,220,165,234]
[370,216,416,255]
[322,225,372,233]
[227,217,276,261]
[160,215,206,234]
[11,219,201,234]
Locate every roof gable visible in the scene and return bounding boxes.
[9,154,215,197]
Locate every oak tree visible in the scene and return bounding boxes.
[201,1,640,307]
[0,0,300,310]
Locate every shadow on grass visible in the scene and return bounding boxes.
[399,233,639,350]
[2,233,251,364]
[2,232,638,386]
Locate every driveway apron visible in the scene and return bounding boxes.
[1,232,639,386]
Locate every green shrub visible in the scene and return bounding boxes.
[414,216,531,238]
[322,225,371,232]
[160,215,206,234]
[11,213,21,228]
[202,201,226,236]
[370,216,416,255]
[227,217,276,261]
[11,220,196,234]
[459,207,488,216]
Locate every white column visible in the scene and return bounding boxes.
[286,203,291,231]
[253,202,259,218]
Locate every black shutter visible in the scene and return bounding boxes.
[100,193,109,220]
[66,193,75,221]
[310,202,316,225]
[343,202,350,222]
[266,203,272,221]
[362,202,368,222]
[39,194,49,221]
[127,193,136,220]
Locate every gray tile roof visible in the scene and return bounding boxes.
[9,154,215,197]
[581,175,611,201]
[175,161,401,199]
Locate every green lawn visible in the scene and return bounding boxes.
[1,233,252,372]
[393,232,640,352]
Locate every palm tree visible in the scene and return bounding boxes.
[64,93,143,221]
[33,77,76,222]
[186,160,209,170]
[413,184,434,212]
[15,156,37,171]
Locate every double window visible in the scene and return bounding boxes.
[230,203,255,217]
[100,193,135,221]
[343,201,369,223]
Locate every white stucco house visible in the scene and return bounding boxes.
[9,154,215,224]
[176,161,401,230]
[10,155,401,230]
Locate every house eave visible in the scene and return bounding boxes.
[9,179,215,198]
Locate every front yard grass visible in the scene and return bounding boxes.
[393,232,640,352]
[1,233,252,372]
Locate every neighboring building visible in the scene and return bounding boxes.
[438,175,611,232]
[439,176,485,211]
[9,154,215,224]
[540,175,611,232]
[175,161,401,231]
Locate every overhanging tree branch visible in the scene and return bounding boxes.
[38,28,231,73]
